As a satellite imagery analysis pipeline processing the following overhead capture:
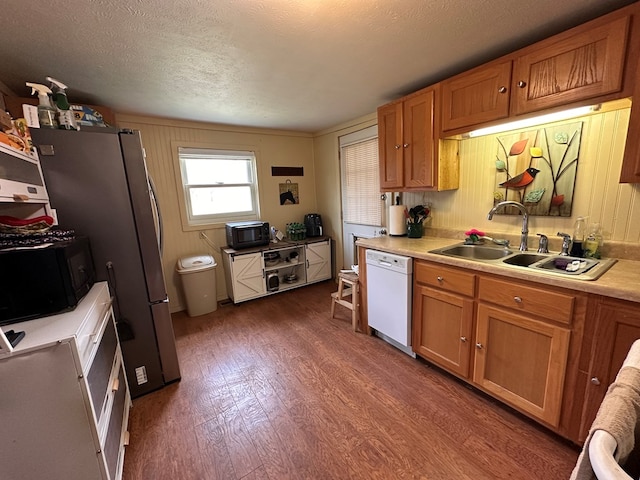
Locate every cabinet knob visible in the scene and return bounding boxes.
[476,343,484,349]
[460,336,467,342]
[498,86,507,94]
[112,377,120,392]
[437,276,444,283]
[517,81,527,88]
[395,144,402,149]
[591,377,601,386]
[513,296,523,304]
[403,143,409,148]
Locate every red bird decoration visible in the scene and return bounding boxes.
[499,167,540,189]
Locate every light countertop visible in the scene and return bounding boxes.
[356,235,640,303]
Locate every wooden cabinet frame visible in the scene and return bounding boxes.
[410,259,589,442]
[378,85,459,192]
[474,303,570,427]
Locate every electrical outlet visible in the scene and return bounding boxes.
[135,366,148,385]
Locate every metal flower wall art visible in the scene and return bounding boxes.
[493,121,583,216]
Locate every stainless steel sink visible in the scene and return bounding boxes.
[433,244,512,260]
[502,253,548,267]
[429,242,617,281]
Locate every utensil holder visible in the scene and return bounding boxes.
[407,222,423,238]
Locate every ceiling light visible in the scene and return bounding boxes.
[466,105,599,138]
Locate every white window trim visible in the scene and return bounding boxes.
[171,140,262,231]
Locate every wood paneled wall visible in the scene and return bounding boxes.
[118,105,638,313]
[116,114,315,312]
[404,106,640,245]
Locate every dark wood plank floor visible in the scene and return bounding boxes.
[123,280,579,479]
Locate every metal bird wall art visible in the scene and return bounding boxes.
[493,121,583,217]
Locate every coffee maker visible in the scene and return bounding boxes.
[304,214,323,237]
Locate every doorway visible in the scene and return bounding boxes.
[339,125,387,268]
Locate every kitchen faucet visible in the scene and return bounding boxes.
[487,201,530,251]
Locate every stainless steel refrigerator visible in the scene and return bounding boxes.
[31,127,180,397]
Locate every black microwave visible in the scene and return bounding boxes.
[226,221,270,249]
[0,236,96,326]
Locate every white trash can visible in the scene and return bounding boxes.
[176,254,217,317]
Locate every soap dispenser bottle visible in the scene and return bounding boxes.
[570,216,587,257]
[584,223,603,259]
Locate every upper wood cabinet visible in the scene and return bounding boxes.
[378,101,404,189]
[621,52,640,183]
[441,13,630,135]
[378,85,459,192]
[511,16,629,116]
[441,61,512,133]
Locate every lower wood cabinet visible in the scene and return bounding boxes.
[412,259,589,440]
[474,303,570,427]
[579,296,640,441]
[0,282,131,480]
[413,262,475,377]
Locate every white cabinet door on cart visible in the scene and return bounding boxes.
[229,251,266,302]
[306,240,331,283]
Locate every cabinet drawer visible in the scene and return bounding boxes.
[478,276,574,324]
[415,261,475,297]
[76,286,112,371]
[88,316,118,425]
[105,362,129,480]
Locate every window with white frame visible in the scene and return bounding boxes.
[177,147,260,226]
[340,127,381,226]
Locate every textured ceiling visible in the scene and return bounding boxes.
[1,0,636,133]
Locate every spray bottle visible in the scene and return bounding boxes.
[26,82,58,128]
[46,77,78,130]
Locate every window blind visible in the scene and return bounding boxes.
[342,137,381,225]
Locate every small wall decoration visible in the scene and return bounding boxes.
[493,121,583,216]
[279,179,299,205]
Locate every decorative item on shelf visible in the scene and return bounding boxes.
[406,204,431,238]
[285,251,299,264]
[286,222,306,241]
[284,273,298,284]
[0,215,54,234]
[264,251,281,267]
[0,228,75,248]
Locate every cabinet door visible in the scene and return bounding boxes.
[403,89,436,189]
[231,252,265,302]
[306,241,331,283]
[105,361,129,480]
[412,285,473,377]
[474,304,570,427]
[580,298,640,440]
[378,102,404,189]
[441,61,512,132]
[0,342,104,479]
[620,52,640,183]
[512,16,629,116]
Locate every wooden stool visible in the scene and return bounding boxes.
[330,272,359,331]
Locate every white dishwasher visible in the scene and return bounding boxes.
[365,249,414,357]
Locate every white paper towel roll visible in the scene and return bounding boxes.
[389,205,407,236]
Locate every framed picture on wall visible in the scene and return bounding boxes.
[279,180,299,205]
